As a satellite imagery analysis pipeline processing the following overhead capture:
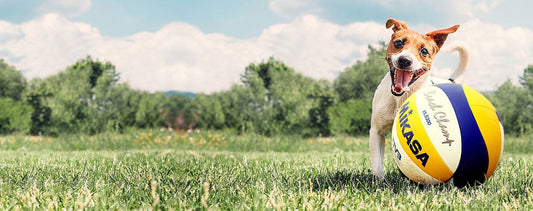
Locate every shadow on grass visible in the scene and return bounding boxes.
[308,168,460,193]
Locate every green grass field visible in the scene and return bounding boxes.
[0,130,531,209]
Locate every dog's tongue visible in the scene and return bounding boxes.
[394,70,413,92]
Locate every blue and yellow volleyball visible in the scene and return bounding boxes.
[391,84,504,186]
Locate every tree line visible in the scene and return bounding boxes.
[0,43,531,137]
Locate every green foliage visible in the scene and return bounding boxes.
[0,59,27,101]
[25,79,53,135]
[160,94,193,129]
[0,55,195,135]
[0,60,33,134]
[215,85,248,130]
[0,98,33,134]
[30,56,133,134]
[238,57,319,135]
[327,43,387,136]
[2,42,533,138]
[37,57,110,133]
[307,80,336,137]
[490,82,531,135]
[334,43,388,102]
[135,92,166,128]
[489,65,533,135]
[106,83,143,130]
[0,42,391,136]
[520,65,533,91]
[328,99,372,136]
[190,93,226,130]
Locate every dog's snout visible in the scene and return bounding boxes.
[398,56,412,69]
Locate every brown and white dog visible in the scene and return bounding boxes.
[369,18,468,179]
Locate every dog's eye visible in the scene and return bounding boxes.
[420,47,429,57]
[394,40,404,49]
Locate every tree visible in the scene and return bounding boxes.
[86,63,123,132]
[329,43,388,136]
[220,84,262,134]
[490,81,531,135]
[520,65,533,92]
[307,80,336,137]
[240,57,318,135]
[135,92,166,128]
[106,83,143,130]
[0,59,27,101]
[215,85,248,131]
[0,98,33,134]
[0,59,33,134]
[160,94,193,130]
[490,65,533,135]
[37,56,120,134]
[190,93,226,130]
[334,43,388,102]
[327,99,372,136]
[25,79,53,135]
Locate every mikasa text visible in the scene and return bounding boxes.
[398,101,429,167]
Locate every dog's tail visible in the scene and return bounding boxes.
[447,46,469,84]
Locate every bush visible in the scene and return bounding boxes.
[328,99,372,136]
[0,98,33,134]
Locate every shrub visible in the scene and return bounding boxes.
[327,99,372,136]
[0,98,33,134]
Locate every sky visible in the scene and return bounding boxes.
[0,0,532,93]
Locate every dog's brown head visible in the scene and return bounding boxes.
[385,18,459,96]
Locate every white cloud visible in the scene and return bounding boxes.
[474,0,501,13]
[0,13,531,93]
[0,14,102,79]
[256,15,387,80]
[370,0,503,21]
[95,15,387,92]
[0,13,388,93]
[90,22,257,93]
[38,0,91,17]
[372,0,474,19]
[269,0,322,18]
[431,19,533,91]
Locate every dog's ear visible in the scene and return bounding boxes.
[386,18,409,32]
[426,25,460,49]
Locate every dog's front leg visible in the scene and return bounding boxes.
[369,127,386,179]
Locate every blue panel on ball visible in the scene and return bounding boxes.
[435,84,489,187]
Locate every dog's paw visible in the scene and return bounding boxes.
[372,171,385,180]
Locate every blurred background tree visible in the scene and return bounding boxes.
[0,59,32,134]
[0,42,531,138]
[489,65,533,135]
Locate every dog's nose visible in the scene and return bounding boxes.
[398,56,412,69]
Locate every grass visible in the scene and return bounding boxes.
[0,130,531,209]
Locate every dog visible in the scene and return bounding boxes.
[369,18,468,179]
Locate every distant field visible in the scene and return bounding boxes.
[0,130,531,209]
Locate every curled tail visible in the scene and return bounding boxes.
[447,46,469,83]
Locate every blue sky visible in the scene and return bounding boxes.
[77,1,281,38]
[0,0,532,93]
[5,1,531,37]
[1,0,284,37]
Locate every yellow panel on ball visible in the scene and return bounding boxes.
[392,88,454,184]
[462,85,504,179]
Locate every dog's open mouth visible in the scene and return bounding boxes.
[388,61,427,96]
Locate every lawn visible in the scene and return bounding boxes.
[0,130,531,209]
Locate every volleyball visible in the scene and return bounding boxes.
[391,84,504,187]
